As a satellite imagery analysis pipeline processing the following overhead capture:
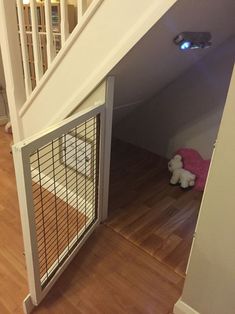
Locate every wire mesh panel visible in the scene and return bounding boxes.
[13,105,104,305]
[30,116,100,287]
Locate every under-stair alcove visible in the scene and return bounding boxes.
[106,0,235,278]
[1,0,235,312]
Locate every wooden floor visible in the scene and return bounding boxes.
[0,127,187,313]
[106,139,202,277]
[0,128,28,313]
[34,227,183,314]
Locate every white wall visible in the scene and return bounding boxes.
[174,62,235,314]
[112,100,144,127]
[110,0,235,111]
[0,49,8,124]
[114,36,235,159]
[0,50,5,88]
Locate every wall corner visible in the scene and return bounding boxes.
[174,298,200,314]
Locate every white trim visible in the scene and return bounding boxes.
[174,299,200,314]
[12,145,42,305]
[100,76,114,221]
[19,0,104,118]
[23,295,34,314]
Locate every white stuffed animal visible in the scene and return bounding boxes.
[168,155,196,189]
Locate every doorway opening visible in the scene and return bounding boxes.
[105,0,235,278]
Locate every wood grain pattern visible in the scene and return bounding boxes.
[106,139,203,277]
[33,226,183,314]
[0,128,184,313]
[0,127,28,314]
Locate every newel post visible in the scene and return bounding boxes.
[0,0,26,142]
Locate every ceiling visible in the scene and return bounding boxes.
[110,0,235,108]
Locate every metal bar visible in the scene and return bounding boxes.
[16,0,32,97]
[44,0,56,65]
[29,0,43,83]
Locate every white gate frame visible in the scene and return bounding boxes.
[100,76,114,221]
[13,103,106,313]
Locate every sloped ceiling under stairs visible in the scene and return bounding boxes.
[110,0,235,110]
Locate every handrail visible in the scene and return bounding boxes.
[19,0,104,118]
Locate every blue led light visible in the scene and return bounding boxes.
[180,41,191,50]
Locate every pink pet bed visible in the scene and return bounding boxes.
[176,148,211,191]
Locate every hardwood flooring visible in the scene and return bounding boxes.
[0,127,184,313]
[34,226,183,314]
[106,139,203,277]
[0,127,28,313]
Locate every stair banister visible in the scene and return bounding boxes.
[0,0,25,142]
[19,0,104,119]
[16,0,32,98]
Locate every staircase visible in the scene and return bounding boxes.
[0,0,177,142]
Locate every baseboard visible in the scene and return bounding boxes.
[23,295,34,314]
[174,299,200,314]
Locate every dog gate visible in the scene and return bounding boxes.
[13,104,106,312]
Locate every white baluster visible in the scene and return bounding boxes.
[77,0,85,22]
[44,0,56,65]
[0,0,25,141]
[16,0,32,98]
[30,0,43,83]
[60,0,69,46]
